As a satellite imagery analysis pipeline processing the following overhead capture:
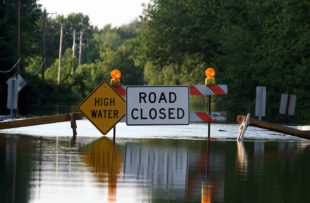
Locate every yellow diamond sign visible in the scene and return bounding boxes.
[78,81,125,135]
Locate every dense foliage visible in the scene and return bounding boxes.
[0,0,309,123]
[139,0,310,123]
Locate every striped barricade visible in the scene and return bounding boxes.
[120,112,226,123]
[113,85,228,96]
[114,85,227,123]
[190,112,227,122]
[189,85,227,95]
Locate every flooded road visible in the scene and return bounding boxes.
[1,124,309,202]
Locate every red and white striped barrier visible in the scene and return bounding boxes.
[120,112,226,123]
[190,112,227,122]
[114,85,228,96]
[189,85,227,95]
[113,85,228,123]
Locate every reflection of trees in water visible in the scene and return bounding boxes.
[0,135,35,203]
[3,135,309,203]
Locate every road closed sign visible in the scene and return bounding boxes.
[126,86,189,125]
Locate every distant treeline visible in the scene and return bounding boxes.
[0,0,309,123]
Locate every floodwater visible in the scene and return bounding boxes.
[1,121,310,203]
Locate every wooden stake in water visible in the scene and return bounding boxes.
[70,113,77,138]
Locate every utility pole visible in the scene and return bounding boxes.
[42,9,46,86]
[58,25,63,85]
[71,29,76,75]
[14,0,21,117]
[16,0,20,79]
[78,31,83,66]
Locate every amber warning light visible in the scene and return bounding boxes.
[205,68,215,78]
[111,69,121,80]
[110,69,121,87]
[205,68,216,85]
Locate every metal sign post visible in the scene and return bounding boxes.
[208,95,211,139]
[6,78,18,117]
[279,94,296,124]
[113,126,116,144]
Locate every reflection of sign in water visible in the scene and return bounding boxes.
[83,137,123,201]
[124,143,188,193]
[83,137,123,175]
[126,86,190,125]
[78,81,126,135]
[124,143,225,201]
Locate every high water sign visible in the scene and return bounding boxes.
[126,86,190,125]
[78,81,125,135]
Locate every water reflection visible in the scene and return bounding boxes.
[1,135,310,203]
[83,138,225,202]
[82,137,123,202]
[124,142,188,191]
[236,141,248,177]
[201,184,211,203]
[0,135,35,203]
[5,136,17,203]
[254,142,265,180]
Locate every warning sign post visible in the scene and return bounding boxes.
[78,81,125,135]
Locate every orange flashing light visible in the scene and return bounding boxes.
[205,68,215,78]
[111,69,121,80]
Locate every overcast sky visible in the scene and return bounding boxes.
[38,0,150,28]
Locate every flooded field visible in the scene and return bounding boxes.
[1,121,310,202]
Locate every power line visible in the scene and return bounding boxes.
[0,58,21,74]
[29,58,46,76]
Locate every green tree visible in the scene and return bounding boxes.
[140,0,310,123]
[97,39,144,85]
[83,21,142,64]
[45,48,77,85]
[0,0,42,113]
[139,0,221,84]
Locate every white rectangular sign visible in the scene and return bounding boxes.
[6,78,18,109]
[255,86,266,118]
[6,74,27,110]
[279,94,296,115]
[126,86,190,125]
